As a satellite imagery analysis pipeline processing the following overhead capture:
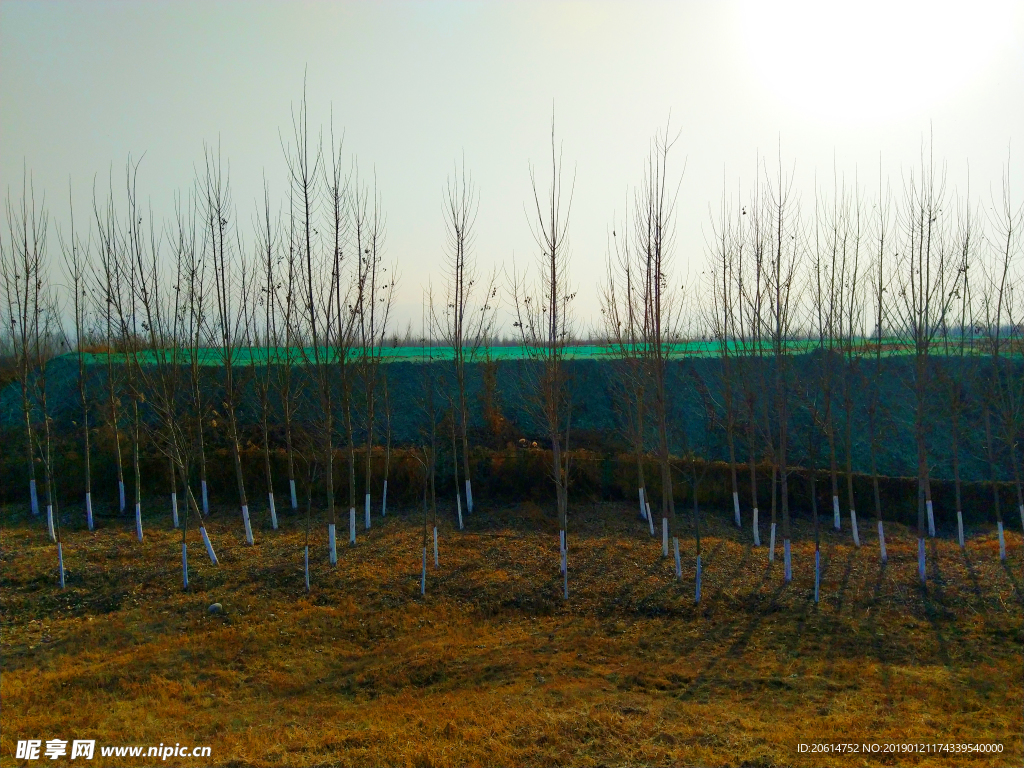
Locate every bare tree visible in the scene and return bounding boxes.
[980,161,1024,558]
[736,174,770,549]
[433,159,498,519]
[811,173,844,536]
[630,126,686,566]
[249,180,281,530]
[35,290,66,579]
[764,154,802,582]
[938,187,977,549]
[891,141,957,582]
[706,180,743,529]
[128,180,220,586]
[421,292,440,566]
[277,192,302,513]
[832,177,866,547]
[201,144,256,546]
[867,172,893,563]
[283,91,341,562]
[509,115,576,597]
[602,220,654,536]
[58,186,96,530]
[1,171,45,521]
[179,215,213,517]
[353,170,394,533]
[94,171,147,540]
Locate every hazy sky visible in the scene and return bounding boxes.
[2,0,1022,333]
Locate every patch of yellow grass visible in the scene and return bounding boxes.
[1,502,1021,766]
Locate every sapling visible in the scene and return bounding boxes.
[433,158,499,518]
[202,145,255,546]
[602,219,652,536]
[251,181,280,530]
[890,141,958,583]
[58,189,96,530]
[0,172,45,521]
[352,169,394,533]
[707,182,743,529]
[764,154,801,582]
[508,114,577,584]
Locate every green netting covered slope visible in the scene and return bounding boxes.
[1,346,1020,485]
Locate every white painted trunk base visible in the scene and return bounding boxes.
[86,492,94,531]
[433,526,439,567]
[696,554,702,603]
[562,549,568,600]
[957,511,964,548]
[769,523,776,562]
[135,503,143,542]
[673,537,681,580]
[46,505,56,542]
[289,479,297,510]
[201,480,209,516]
[833,496,840,531]
[851,510,860,547]
[559,530,566,574]
[917,538,926,583]
[329,523,337,564]
[118,480,126,513]
[58,542,65,589]
[646,504,654,536]
[182,542,189,589]
[465,479,473,514]
[456,494,464,530]
[365,493,371,530]
[733,491,741,527]
[1019,504,1024,534]
[421,548,427,595]
[242,505,254,545]
[814,548,820,603]
[171,492,179,528]
[304,545,310,592]
[997,521,1005,561]
[662,518,668,557]
[878,520,887,563]
[926,500,936,537]
[268,492,278,530]
[200,526,218,564]
[753,508,760,547]
[30,479,39,516]
[783,539,792,582]
[349,508,356,545]
[382,481,388,517]
[638,487,646,519]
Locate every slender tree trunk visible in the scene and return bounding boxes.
[868,398,886,563]
[131,396,143,542]
[747,397,760,546]
[262,409,277,530]
[843,391,859,547]
[984,402,1006,561]
[951,403,965,547]
[915,358,929,581]
[21,389,38,516]
[107,356,125,513]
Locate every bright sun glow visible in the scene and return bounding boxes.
[740,1,1019,125]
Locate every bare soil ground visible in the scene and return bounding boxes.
[1,499,1021,767]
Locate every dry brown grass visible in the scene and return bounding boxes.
[1,499,1021,767]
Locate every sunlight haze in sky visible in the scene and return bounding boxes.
[2,0,1022,333]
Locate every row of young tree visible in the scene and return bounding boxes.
[602,130,1022,604]
[2,106,1021,601]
